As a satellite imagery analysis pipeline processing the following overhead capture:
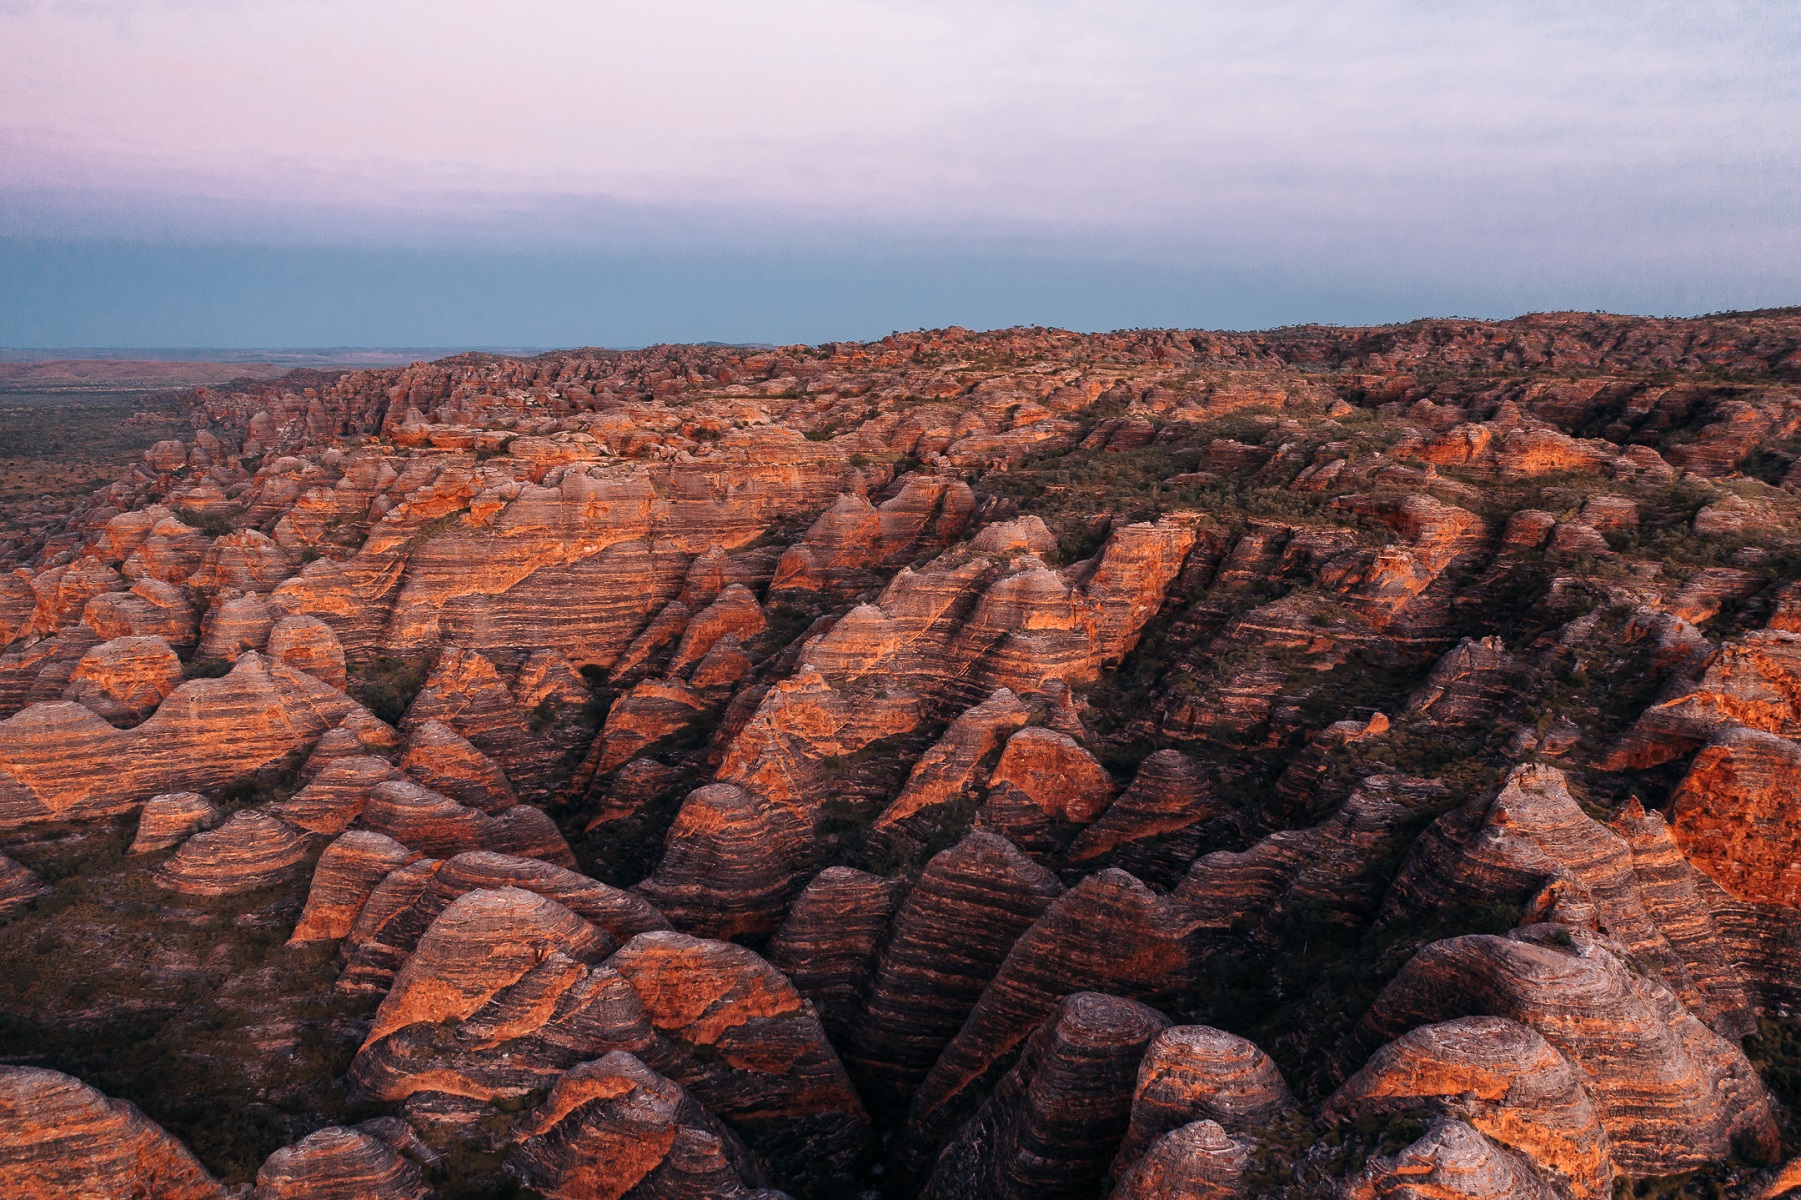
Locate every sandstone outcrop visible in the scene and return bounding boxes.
[922,992,1169,1200]
[607,930,870,1182]
[0,1066,226,1199]
[851,831,1064,1107]
[1669,724,1801,906]
[1342,1117,1559,1200]
[254,1125,430,1200]
[1347,929,1777,1174]
[1384,763,1755,1035]
[336,850,664,994]
[911,869,1192,1142]
[155,809,312,895]
[872,687,1031,840]
[1065,749,1232,886]
[289,830,421,943]
[0,851,47,915]
[1114,1025,1293,1173]
[128,791,223,854]
[63,634,183,725]
[1327,1016,1612,1199]
[0,651,356,830]
[767,866,902,1044]
[976,725,1115,852]
[505,1051,777,1200]
[356,777,575,866]
[397,718,517,812]
[1112,1120,1248,1200]
[633,783,812,938]
[264,614,347,688]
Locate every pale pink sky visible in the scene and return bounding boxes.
[1,1,1797,344]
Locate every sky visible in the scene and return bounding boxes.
[2,0,1798,348]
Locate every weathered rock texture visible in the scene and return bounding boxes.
[922,991,1169,1200]
[254,1125,430,1200]
[0,1066,226,1199]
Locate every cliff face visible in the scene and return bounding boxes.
[4,311,1801,1198]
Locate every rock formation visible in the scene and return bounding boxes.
[254,1125,430,1200]
[922,992,1169,1200]
[0,1066,226,1199]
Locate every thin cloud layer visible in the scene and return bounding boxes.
[1,0,1797,341]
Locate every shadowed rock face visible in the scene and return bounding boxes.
[922,992,1169,1200]
[850,831,1064,1108]
[254,1125,430,1200]
[632,783,812,938]
[767,866,902,1045]
[0,1066,227,1199]
[10,317,1801,1196]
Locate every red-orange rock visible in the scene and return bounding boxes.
[850,831,1063,1107]
[289,830,421,943]
[155,809,312,896]
[195,590,275,662]
[397,718,517,813]
[0,1066,226,1199]
[1114,1025,1293,1172]
[1327,1016,1612,1199]
[1670,725,1801,906]
[1348,928,1777,1174]
[977,726,1116,851]
[0,652,355,831]
[128,791,223,854]
[1343,1117,1559,1200]
[63,634,183,726]
[767,866,902,1044]
[1065,749,1233,887]
[264,614,346,688]
[0,851,47,916]
[254,1125,430,1200]
[633,783,811,939]
[505,1051,776,1200]
[911,869,1192,1143]
[1111,1120,1247,1200]
[608,930,870,1182]
[873,688,1031,839]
